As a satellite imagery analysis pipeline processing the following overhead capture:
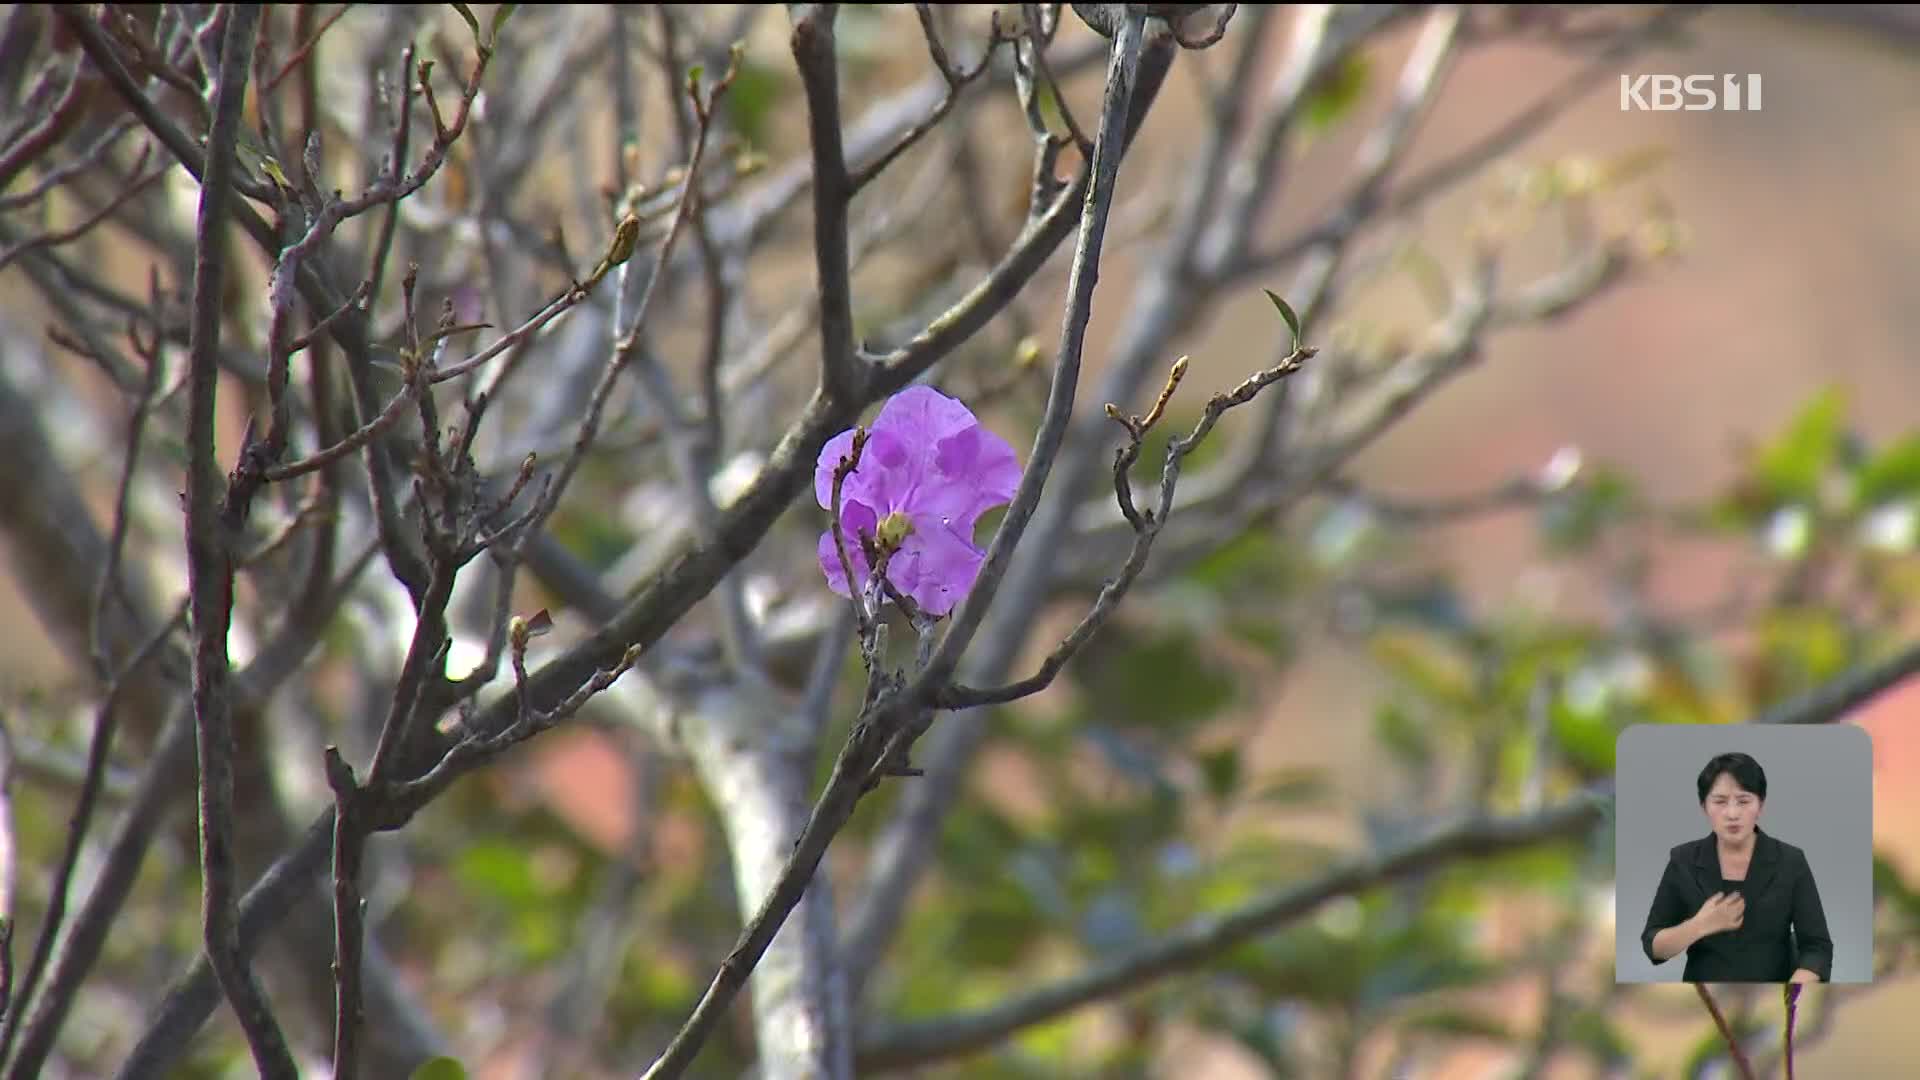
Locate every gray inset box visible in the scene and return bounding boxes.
[1614,723,1874,984]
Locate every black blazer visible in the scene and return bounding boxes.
[1639,825,1834,982]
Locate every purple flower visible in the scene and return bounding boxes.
[814,386,1022,616]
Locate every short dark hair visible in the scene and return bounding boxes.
[1697,752,1767,804]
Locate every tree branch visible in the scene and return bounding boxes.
[680,684,852,1080]
[792,6,865,403]
[855,786,1612,1071]
[634,15,1160,1079]
[108,14,1163,1067]
[940,343,1311,711]
[177,8,297,1077]
[912,8,1154,693]
[1755,638,1920,725]
[1694,984,1759,1080]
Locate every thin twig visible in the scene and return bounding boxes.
[635,17,1156,1079]
[89,330,168,681]
[0,157,168,274]
[0,118,140,213]
[3,714,192,1080]
[1694,983,1758,1080]
[792,6,865,402]
[912,9,1153,694]
[326,752,368,1080]
[856,786,1611,1071]
[0,721,13,1038]
[0,599,183,1068]
[260,375,417,481]
[940,345,1311,710]
[847,7,1004,192]
[263,2,350,94]
[53,10,279,205]
[109,21,1139,1069]
[0,55,84,192]
[177,8,296,1076]
[510,47,743,554]
[1754,638,1920,725]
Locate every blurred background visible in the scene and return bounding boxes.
[3,4,1919,1077]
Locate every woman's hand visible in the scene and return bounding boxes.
[1789,968,1820,984]
[1690,891,1745,937]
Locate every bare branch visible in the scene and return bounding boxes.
[0,599,182,1068]
[0,719,15,1034]
[0,117,140,213]
[53,9,278,205]
[1227,4,1707,284]
[5,717,194,1080]
[940,344,1311,711]
[0,54,84,191]
[88,330,167,681]
[114,807,339,1080]
[792,6,866,402]
[846,7,1004,193]
[0,153,168,273]
[261,371,418,482]
[855,786,1612,1071]
[1695,984,1759,1080]
[176,8,296,1076]
[913,10,1156,694]
[109,13,1169,1067]
[1755,639,1920,726]
[630,17,1161,1079]
[263,3,350,95]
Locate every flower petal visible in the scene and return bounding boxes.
[817,502,878,598]
[814,428,862,510]
[816,386,1023,610]
[888,516,988,616]
[922,422,1022,534]
[873,384,983,447]
[821,426,894,511]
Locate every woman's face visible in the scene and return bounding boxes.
[1702,771,1763,843]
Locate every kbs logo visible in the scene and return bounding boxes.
[1619,74,1763,111]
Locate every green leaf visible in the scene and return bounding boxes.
[1373,701,1434,770]
[1369,577,1474,638]
[1198,747,1242,802]
[1757,607,1853,689]
[410,1057,468,1080]
[1540,467,1636,554]
[449,3,480,41]
[1301,54,1371,134]
[1073,628,1240,736]
[950,880,1046,968]
[1209,1011,1298,1073]
[1400,1007,1514,1042]
[1550,699,1617,774]
[1873,853,1920,928]
[1264,289,1303,352]
[1247,766,1334,808]
[1225,615,1294,664]
[1563,1008,1633,1066]
[1757,385,1846,505]
[1453,843,1578,892]
[723,60,784,148]
[1186,529,1300,595]
[1371,629,1474,706]
[490,2,518,42]
[1853,433,1920,508]
[455,840,542,908]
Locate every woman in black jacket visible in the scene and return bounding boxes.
[1639,752,1834,983]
